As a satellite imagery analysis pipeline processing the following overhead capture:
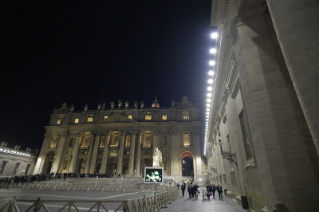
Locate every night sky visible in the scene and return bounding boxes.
[0,1,213,150]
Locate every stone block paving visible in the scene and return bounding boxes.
[161,189,250,212]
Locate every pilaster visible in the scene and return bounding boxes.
[116,131,126,175]
[135,132,142,176]
[89,132,101,174]
[100,132,111,174]
[128,131,137,176]
[84,133,95,174]
[69,133,81,173]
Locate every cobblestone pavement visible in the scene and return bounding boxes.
[161,189,250,212]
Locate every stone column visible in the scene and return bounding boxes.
[85,133,95,174]
[51,133,68,174]
[266,0,319,154]
[33,134,50,174]
[89,132,101,174]
[100,132,111,174]
[116,131,126,175]
[69,133,81,173]
[128,131,137,176]
[135,132,142,176]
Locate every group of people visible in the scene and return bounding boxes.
[178,182,224,200]
[202,184,223,200]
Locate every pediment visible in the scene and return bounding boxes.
[97,114,136,124]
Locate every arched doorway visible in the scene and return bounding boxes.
[181,151,194,177]
[42,152,55,174]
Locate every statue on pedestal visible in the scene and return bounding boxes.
[153,147,162,167]
[84,104,88,111]
[97,103,101,110]
[118,100,122,108]
[125,101,129,109]
[134,101,138,109]
[140,101,144,109]
[110,101,114,108]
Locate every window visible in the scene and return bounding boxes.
[25,164,31,175]
[0,161,8,174]
[13,163,20,175]
[144,136,151,147]
[57,116,64,124]
[145,115,152,120]
[125,136,131,147]
[239,111,252,160]
[69,138,74,147]
[182,111,189,120]
[162,115,167,120]
[100,136,106,148]
[128,115,133,119]
[104,116,108,119]
[182,132,190,147]
[49,135,59,149]
[87,117,93,122]
[74,118,79,123]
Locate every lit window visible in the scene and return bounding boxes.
[183,132,190,147]
[162,115,167,120]
[126,151,130,155]
[104,116,108,119]
[128,115,133,119]
[57,116,64,124]
[74,118,79,123]
[182,111,189,120]
[87,117,93,122]
[145,115,152,120]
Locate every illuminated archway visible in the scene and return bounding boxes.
[181,151,194,177]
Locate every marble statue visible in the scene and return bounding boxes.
[102,102,105,110]
[70,104,74,112]
[140,101,144,109]
[84,104,88,111]
[153,147,162,167]
[171,99,175,108]
[118,100,122,108]
[97,103,101,110]
[134,101,138,109]
[110,101,114,108]
[125,101,129,108]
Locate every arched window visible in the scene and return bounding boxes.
[81,134,92,147]
[182,111,189,120]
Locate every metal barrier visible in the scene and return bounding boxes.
[0,187,178,212]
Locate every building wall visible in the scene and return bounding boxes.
[206,1,319,212]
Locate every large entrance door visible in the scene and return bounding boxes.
[78,159,87,174]
[182,157,193,176]
[42,152,55,174]
[181,151,194,177]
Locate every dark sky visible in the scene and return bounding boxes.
[0,1,212,150]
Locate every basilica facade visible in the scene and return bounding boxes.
[33,97,204,183]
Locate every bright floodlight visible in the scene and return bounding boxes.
[208,70,215,76]
[209,60,215,66]
[210,48,216,54]
[211,32,218,39]
[207,93,212,97]
[206,104,210,107]
[207,86,212,91]
[208,79,213,84]
[207,98,211,102]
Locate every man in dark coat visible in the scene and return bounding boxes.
[217,184,223,199]
[211,184,216,198]
[188,184,193,198]
[181,184,186,197]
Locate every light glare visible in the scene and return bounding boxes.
[211,32,218,39]
[207,86,212,91]
[209,60,215,66]
[208,71,215,76]
[210,48,216,54]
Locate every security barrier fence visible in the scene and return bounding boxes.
[0,183,178,212]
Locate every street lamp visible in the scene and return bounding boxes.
[218,139,237,166]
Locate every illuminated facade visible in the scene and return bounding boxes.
[0,143,37,177]
[205,1,319,212]
[33,97,204,183]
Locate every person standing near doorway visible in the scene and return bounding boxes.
[181,183,186,197]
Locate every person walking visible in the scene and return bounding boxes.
[177,183,180,190]
[181,184,186,197]
[211,184,216,199]
[188,184,193,198]
[217,184,223,199]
